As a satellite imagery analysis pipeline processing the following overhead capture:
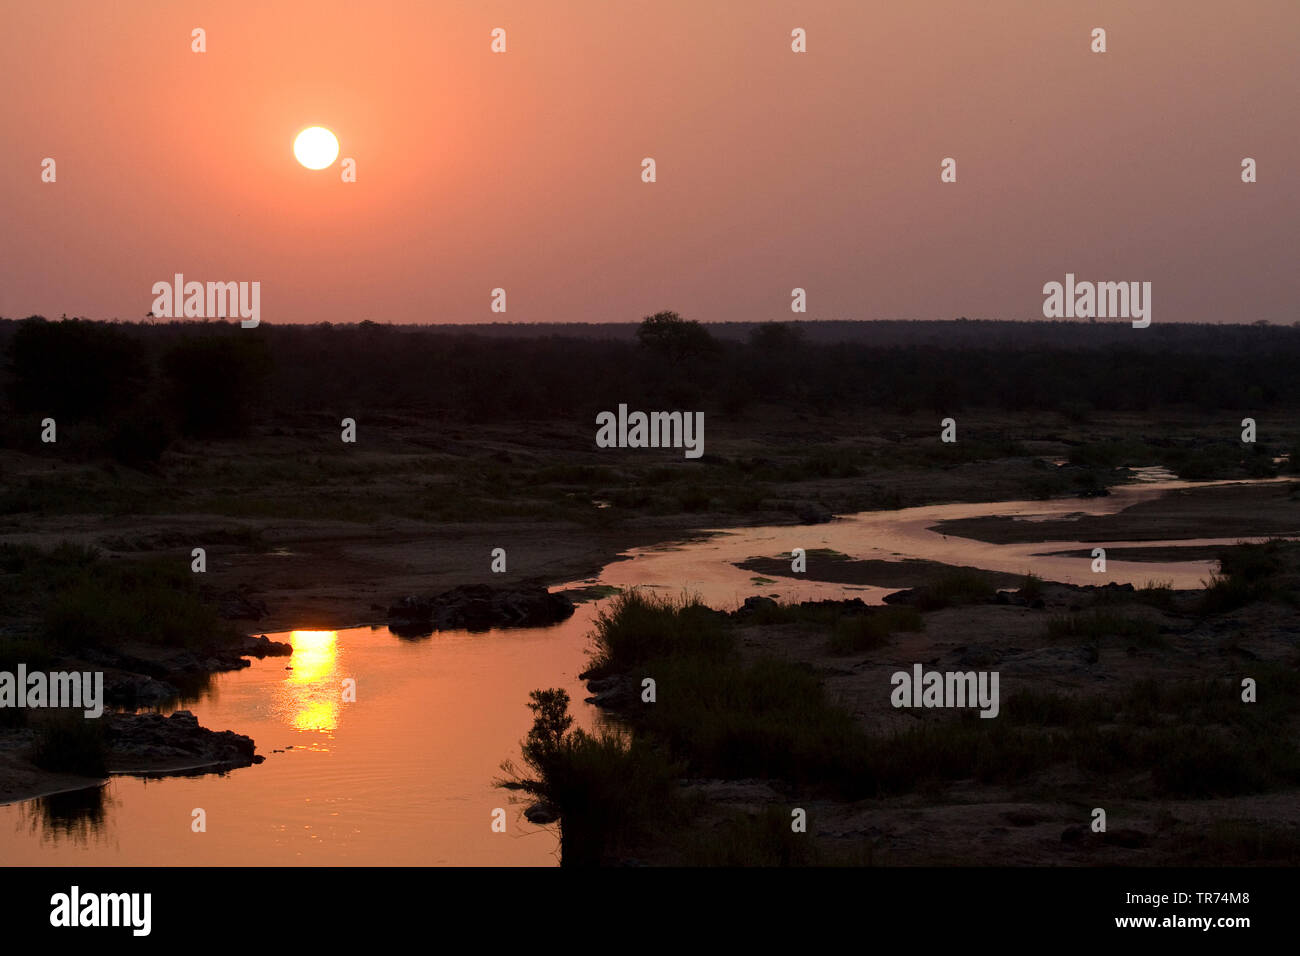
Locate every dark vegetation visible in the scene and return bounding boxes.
[511,539,1300,863]
[28,712,109,777]
[498,688,683,867]
[3,314,1299,469]
[1202,538,1297,612]
[1,315,1295,530]
[0,541,237,663]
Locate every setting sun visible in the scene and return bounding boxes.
[293,126,339,170]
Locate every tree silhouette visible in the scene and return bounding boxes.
[635,310,718,362]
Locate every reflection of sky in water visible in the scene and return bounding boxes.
[583,477,1300,606]
[3,475,1294,864]
[280,630,339,733]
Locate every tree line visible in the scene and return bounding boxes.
[1,311,1295,466]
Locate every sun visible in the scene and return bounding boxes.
[293,127,339,170]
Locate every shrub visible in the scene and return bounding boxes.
[585,589,731,678]
[29,714,108,776]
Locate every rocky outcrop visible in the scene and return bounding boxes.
[239,634,294,657]
[730,595,871,621]
[80,635,292,682]
[524,800,559,824]
[103,672,182,708]
[387,583,575,636]
[795,504,835,524]
[583,674,639,709]
[105,710,261,772]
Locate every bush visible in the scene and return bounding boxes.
[501,688,682,866]
[29,714,108,776]
[585,589,731,678]
[41,557,233,650]
[1200,539,1289,613]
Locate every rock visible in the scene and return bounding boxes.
[730,596,869,621]
[1001,645,1098,674]
[105,710,259,770]
[584,674,637,709]
[103,673,181,707]
[732,596,778,620]
[387,582,575,634]
[796,505,835,524]
[239,634,293,657]
[882,587,920,606]
[524,801,559,824]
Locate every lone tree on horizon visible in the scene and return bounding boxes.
[635,310,718,362]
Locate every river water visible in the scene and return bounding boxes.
[0,476,1288,865]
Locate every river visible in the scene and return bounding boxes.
[0,476,1286,864]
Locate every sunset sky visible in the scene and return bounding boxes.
[1,0,1296,326]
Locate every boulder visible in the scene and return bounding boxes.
[387,583,574,634]
[103,673,181,707]
[732,596,778,620]
[524,801,559,824]
[239,634,293,657]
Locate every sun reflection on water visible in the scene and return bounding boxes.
[283,629,340,732]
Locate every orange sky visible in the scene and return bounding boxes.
[1,0,1296,325]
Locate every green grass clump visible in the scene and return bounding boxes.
[585,589,731,678]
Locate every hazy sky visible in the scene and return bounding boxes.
[2,0,1296,325]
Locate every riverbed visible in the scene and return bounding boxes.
[0,476,1289,865]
